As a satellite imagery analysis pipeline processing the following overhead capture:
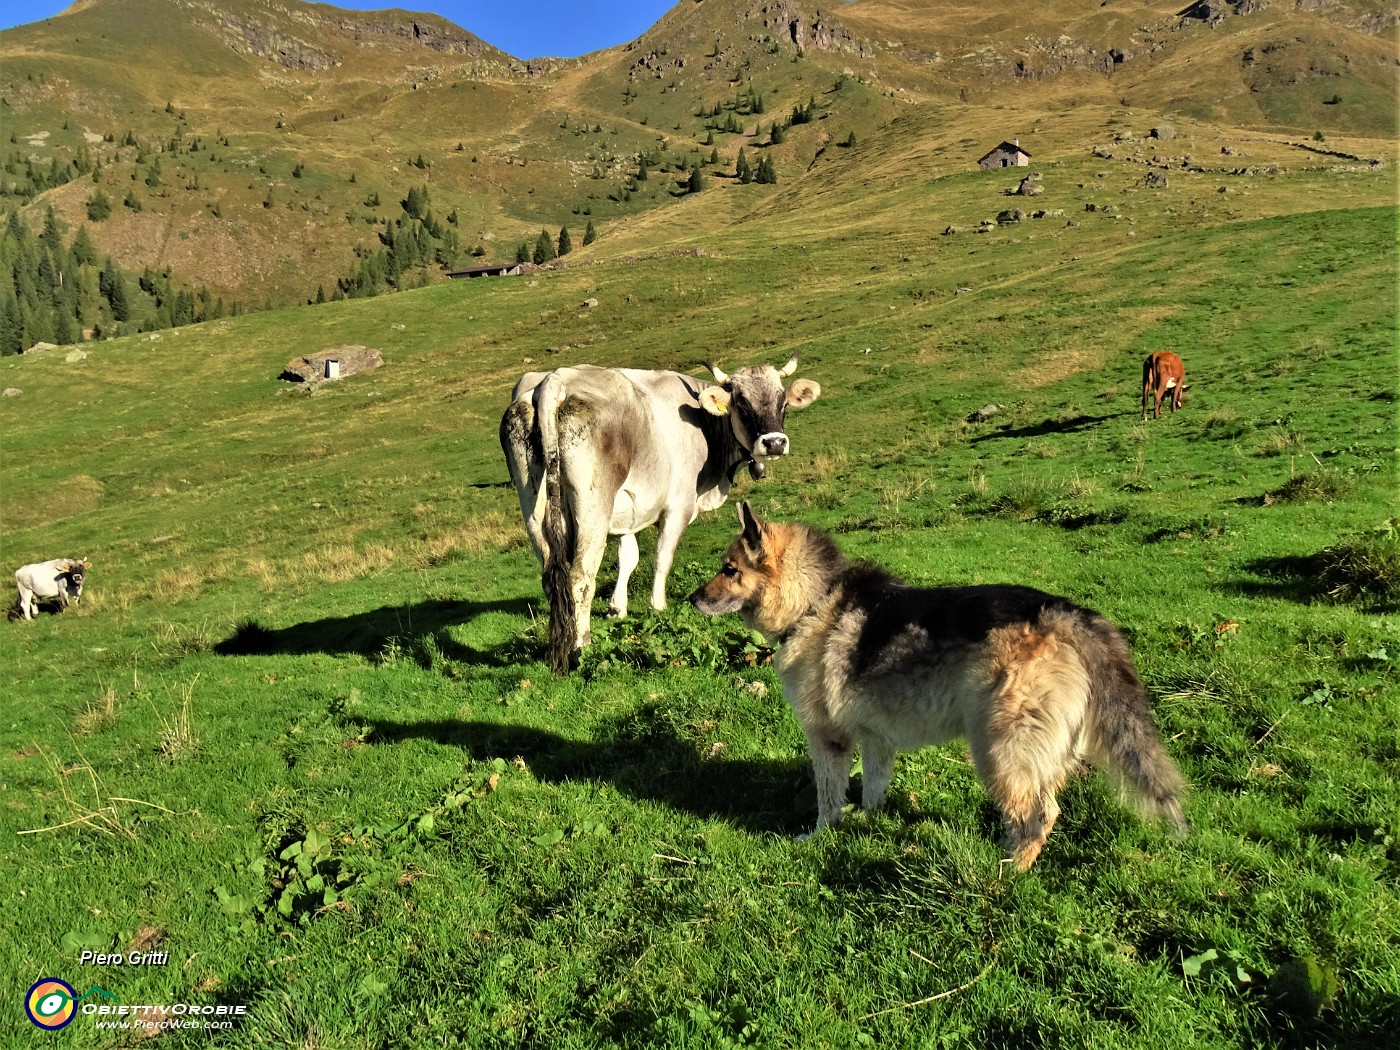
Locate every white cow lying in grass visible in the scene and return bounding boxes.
[12,558,90,620]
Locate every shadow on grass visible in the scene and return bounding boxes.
[1225,555,1325,603]
[969,413,1119,444]
[213,598,537,667]
[364,712,813,834]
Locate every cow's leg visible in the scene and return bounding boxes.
[608,532,639,618]
[570,525,609,649]
[17,584,34,620]
[648,505,694,611]
[1154,386,1167,419]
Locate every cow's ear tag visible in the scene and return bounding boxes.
[699,385,731,416]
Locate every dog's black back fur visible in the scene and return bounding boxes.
[838,563,1092,677]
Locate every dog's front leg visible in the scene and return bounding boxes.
[858,735,896,813]
[807,731,854,834]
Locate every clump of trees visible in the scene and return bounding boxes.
[0,206,231,354]
[0,147,94,209]
[334,185,463,298]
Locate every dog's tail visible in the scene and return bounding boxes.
[535,374,576,676]
[1081,617,1189,834]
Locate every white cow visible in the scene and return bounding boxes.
[13,558,89,620]
[500,356,821,674]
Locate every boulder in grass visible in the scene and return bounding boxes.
[280,345,383,383]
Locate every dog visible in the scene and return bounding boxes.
[689,504,1187,869]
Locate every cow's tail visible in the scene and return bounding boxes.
[1141,357,1153,419]
[1080,615,1189,835]
[536,374,576,675]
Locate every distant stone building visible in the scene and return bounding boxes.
[446,263,524,279]
[978,140,1032,169]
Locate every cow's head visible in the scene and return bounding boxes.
[697,354,821,478]
[65,558,89,589]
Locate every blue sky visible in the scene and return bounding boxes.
[0,1,680,58]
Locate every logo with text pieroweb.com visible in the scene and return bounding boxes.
[25,978,120,1031]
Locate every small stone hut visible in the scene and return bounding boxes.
[978,139,1032,169]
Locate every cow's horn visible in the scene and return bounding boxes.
[703,361,730,384]
[777,353,799,378]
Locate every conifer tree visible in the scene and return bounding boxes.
[583,220,597,246]
[85,190,112,221]
[736,148,752,184]
[558,226,572,256]
[533,230,556,265]
[70,226,98,267]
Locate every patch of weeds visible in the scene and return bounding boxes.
[1263,468,1352,504]
[1201,407,1247,440]
[989,475,1056,520]
[683,998,767,1048]
[1145,515,1233,542]
[1256,424,1307,457]
[1315,522,1400,606]
[238,763,508,927]
[1038,501,1129,531]
[1297,680,1335,708]
[261,825,358,924]
[580,605,771,676]
[154,677,200,762]
[1173,618,1241,654]
[149,618,218,662]
[74,684,118,736]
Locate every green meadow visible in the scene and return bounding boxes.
[1,151,1397,1047]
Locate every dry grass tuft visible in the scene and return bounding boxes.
[155,677,200,762]
[74,684,118,736]
[18,745,173,840]
[417,511,522,567]
[246,557,278,591]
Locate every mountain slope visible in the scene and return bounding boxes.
[0,0,1393,311]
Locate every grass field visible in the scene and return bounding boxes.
[1,130,1397,1047]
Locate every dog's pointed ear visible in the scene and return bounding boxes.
[699,384,731,417]
[785,378,820,409]
[736,501,765,552]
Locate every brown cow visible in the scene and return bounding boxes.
[1142,351,1186,420]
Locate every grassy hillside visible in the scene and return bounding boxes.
[1,89,1395,1044]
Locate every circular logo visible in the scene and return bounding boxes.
[26,978,77,1030]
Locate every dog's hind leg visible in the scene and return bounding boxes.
[970,723,1070,870]
[995,778,1068,870]
[858,735,897,814]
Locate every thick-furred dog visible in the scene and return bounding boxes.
[689,504,1187,869]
